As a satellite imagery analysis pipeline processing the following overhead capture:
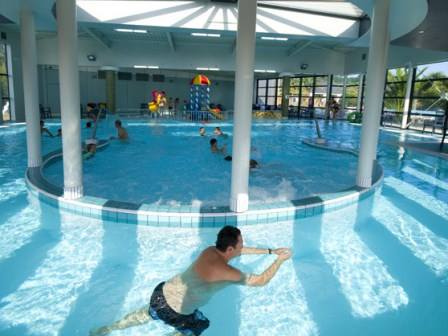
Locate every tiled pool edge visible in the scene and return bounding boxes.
[26,142,383,227]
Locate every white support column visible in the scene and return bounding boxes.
[356,74,365,112]
[401,63,413,129]
[230,0,257,213]
[326,75,332,119]
[20,8,42,168]
[56,0,83,199]
[0,82,3,123]
[356,0,391,188]
[340,75,347,118]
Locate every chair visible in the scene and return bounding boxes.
[39,104,52,118]
[433,115,445,134]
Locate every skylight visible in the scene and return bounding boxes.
[77,1,360,39]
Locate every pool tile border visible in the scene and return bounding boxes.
[26,140,383,227]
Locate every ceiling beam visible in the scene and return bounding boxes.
[166,32,176,52]
[257,3,362,21]
[83,27,112,49]
[311,43,344,54]
[287,40,313,56]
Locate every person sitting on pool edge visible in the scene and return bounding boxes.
[199,127,206,136]
[210,138,226,154]
[111,119,128,140]
[90,225,292,336]
[40,120,54,137]
[224,156,259,169]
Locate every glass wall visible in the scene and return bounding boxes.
[255,74,363,119]
[344,74,361,113]
[255,78,282,109]
[409,61,448,133]
[382,67,409,127]
[0,43,11,121]
[254,62,446,133]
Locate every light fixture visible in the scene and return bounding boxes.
[261,36,288,41]
[87,54,96,62]
[191,33,221,37]
[133,65,159,69]
[418,30,425,34]
[196,67,220,71]
[254,69,276,73]
[115,28,147,34]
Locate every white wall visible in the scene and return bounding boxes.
[36,36,346,75]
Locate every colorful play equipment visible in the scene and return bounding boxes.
[148,90,167,114]
[188,74,223,121]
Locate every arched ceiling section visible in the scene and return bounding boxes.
[350,0,428,46]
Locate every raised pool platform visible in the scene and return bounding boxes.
[25,139,383,227]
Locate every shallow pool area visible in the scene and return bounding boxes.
[0,121,448,335]
[43,120,361,206]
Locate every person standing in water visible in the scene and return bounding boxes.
[90,226,291,336]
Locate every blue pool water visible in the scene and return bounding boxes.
[0,120,447,336]
[44,120,360,206]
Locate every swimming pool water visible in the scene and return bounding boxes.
[0,120,447,336]
[44,120,361,206]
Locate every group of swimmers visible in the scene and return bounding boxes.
[40,118,129,160]
[84,119,128,159]
[201,126,259,169]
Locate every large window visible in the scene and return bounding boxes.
[255,78,282,109]
[382,67,409,127]
[409,61,448,133]
[0,43,11,121]
[344,74,361,113]
[289,75,329,118]
[255,75,329,117]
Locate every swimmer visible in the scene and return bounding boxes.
[83,138,97,160]
[213,127,224,136]
[210,138,226,154]
[111,120,128,140]
[90,226,291,336]
[199,127,206,136]
[224,156,259,169]
[250,159,259,169]
[86,121,92,129]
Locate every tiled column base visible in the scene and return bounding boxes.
[64,185,83,199]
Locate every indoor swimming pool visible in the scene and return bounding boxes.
[0,120,447,336]
[43,120,360,206]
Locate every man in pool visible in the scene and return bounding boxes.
[90,226,291,336]
[199,127,206,136]
[213,126,226,137]
[224,156,259,169]
[210,138,226,154]
[113,119,128,140]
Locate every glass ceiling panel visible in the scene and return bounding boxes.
[77,1,360,38]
